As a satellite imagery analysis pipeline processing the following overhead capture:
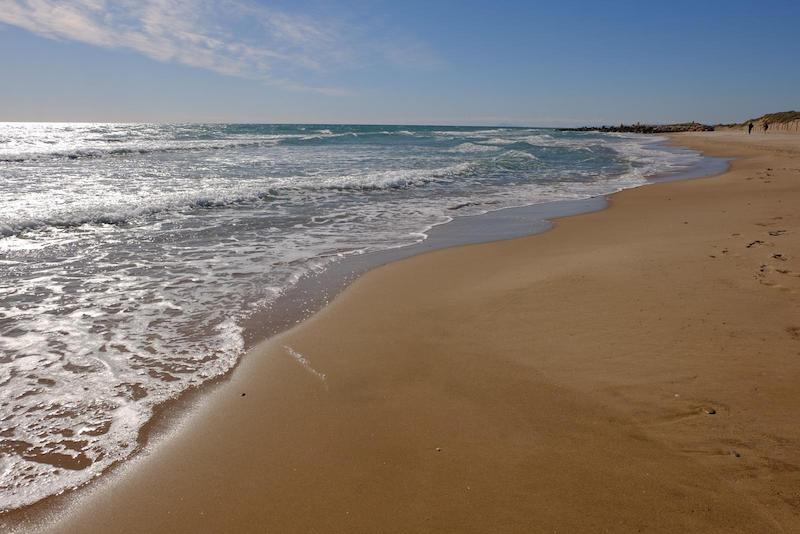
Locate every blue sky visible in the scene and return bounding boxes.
[0,0,797,125]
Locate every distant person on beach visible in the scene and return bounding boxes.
[748,122,754,134]
[764,122,770,134]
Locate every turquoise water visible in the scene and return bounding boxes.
[0,123,702,510]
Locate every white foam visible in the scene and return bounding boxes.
[283,346,328,385]
[449,142,501,153]
[0,123,704,512]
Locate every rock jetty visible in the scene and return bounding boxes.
[558,122,713,134]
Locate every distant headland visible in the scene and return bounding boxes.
[559,110,800,134]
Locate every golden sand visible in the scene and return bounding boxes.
[18,131,800,533]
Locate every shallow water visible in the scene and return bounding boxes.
[0,123,704,510]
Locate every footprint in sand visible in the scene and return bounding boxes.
[756,265,799,292]
[755,217,785,227]
[787,327,800,341]
[741,220,798,292]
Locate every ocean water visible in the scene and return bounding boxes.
[0,123,703,510]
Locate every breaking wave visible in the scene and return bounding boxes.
[0,122,707,512]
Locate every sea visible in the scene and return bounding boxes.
[0,123,708,511]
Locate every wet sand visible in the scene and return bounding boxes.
[22,131,800,532]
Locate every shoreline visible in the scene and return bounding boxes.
[1,135,715,522]
[241,136,725,349]
[0,136,718,526]
[6,132,800,528]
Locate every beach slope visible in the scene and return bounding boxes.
[41,132,800,532]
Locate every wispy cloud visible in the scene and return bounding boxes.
[0,0,438,95]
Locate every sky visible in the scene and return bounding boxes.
[0,0,798,126]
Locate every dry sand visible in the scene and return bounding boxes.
[20,132,800,532]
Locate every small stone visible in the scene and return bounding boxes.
[241,393,246,397]
[703,407,716,415]
[435,447,442,452]
[732,450,741,458]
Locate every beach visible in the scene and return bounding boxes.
[9,131,799,532]
[0,125,700,512]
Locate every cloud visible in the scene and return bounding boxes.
[0,0,426,95]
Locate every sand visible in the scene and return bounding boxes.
[17,131,800,532]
